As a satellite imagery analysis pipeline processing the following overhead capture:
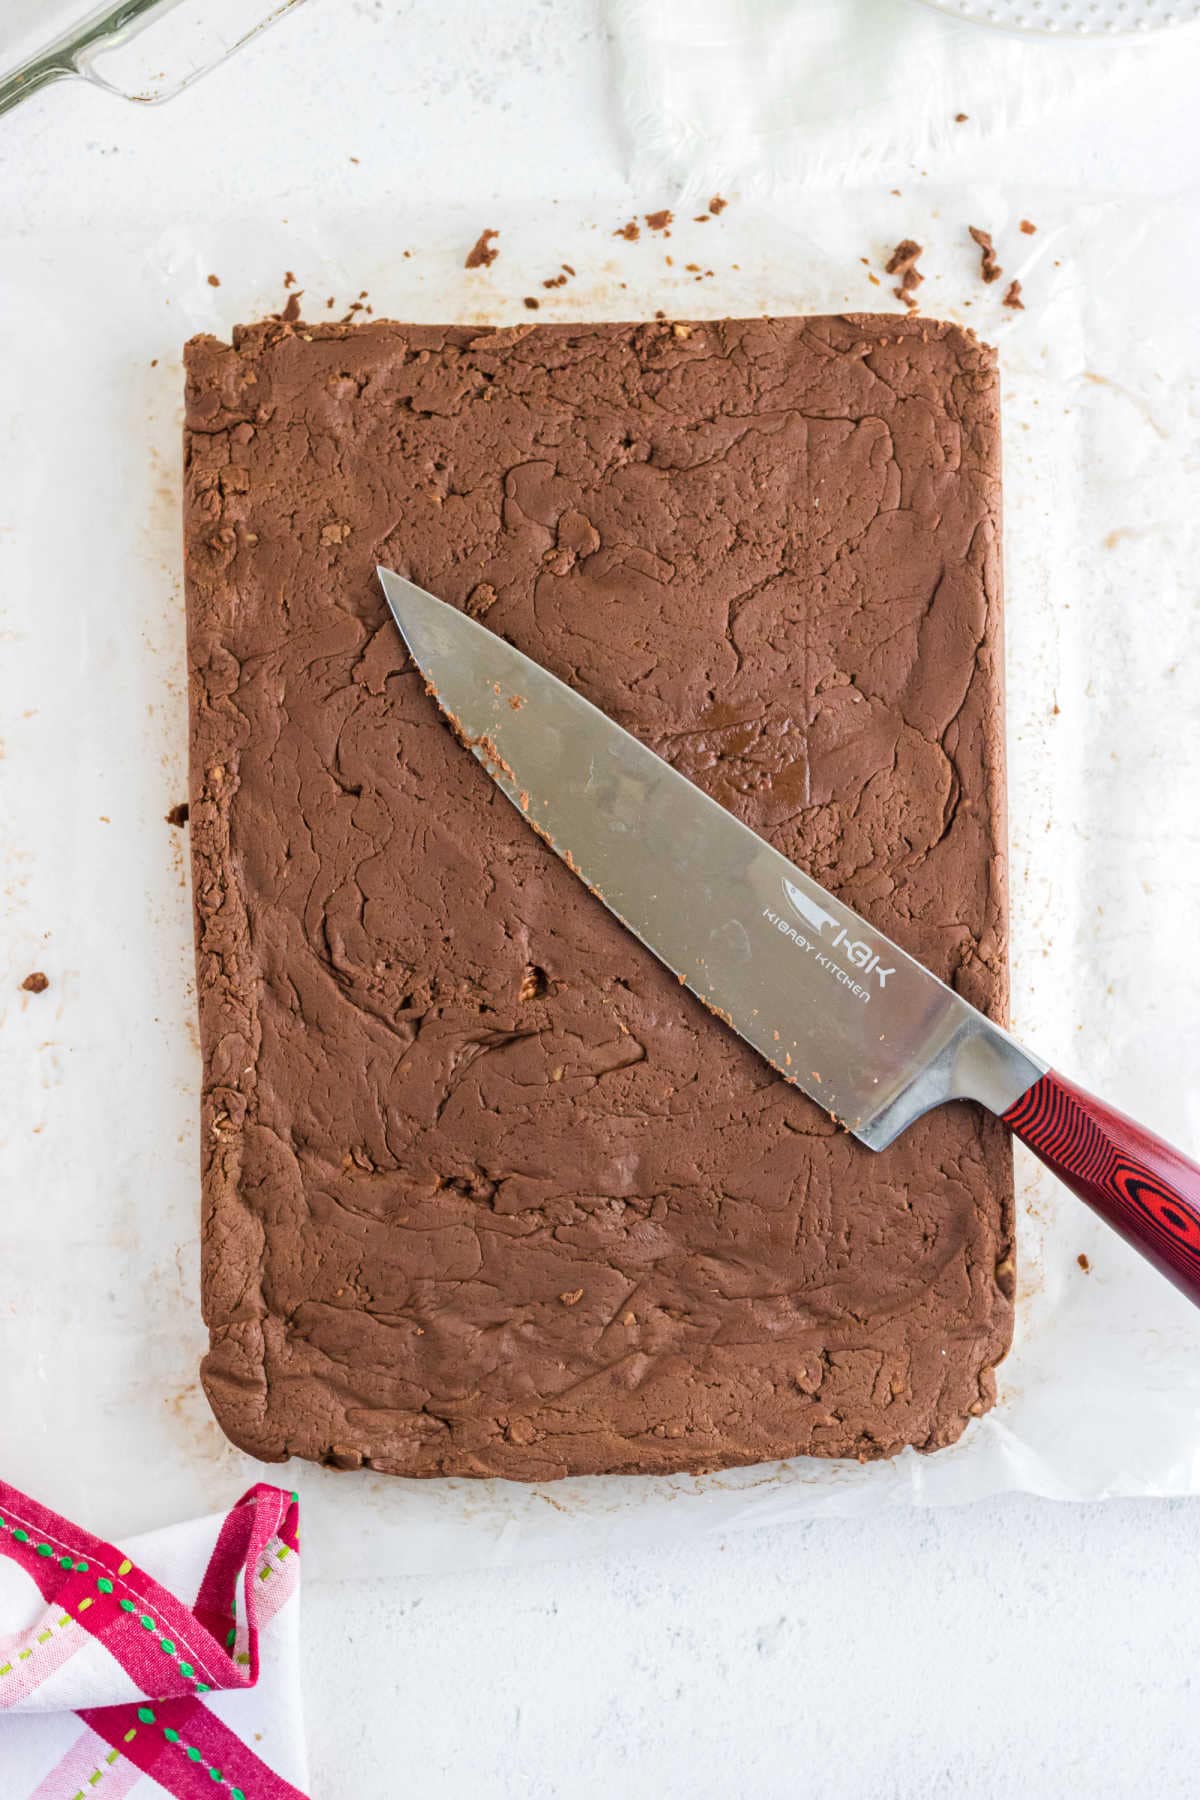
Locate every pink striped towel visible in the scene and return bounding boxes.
[0,1478,306,1798]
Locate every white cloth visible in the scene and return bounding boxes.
[608,0,1179,193]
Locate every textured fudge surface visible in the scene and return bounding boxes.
[183,315,1012,1480]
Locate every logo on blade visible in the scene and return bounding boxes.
[782,878,839,937]
[779,877,895,991]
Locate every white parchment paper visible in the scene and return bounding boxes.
[2,190,1199,1575]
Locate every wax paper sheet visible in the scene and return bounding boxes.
[2,190,1199,1576]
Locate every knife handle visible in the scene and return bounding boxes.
[1003,1071,1200,1304]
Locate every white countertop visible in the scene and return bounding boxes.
[4,2,1200,1794]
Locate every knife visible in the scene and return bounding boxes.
[377,566,1200,1307]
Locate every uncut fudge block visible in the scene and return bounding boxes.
[183,314,1012,1480]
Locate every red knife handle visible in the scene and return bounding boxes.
[1003,1071,1200,1304]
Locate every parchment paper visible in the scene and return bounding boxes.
[3,189,1199,1575]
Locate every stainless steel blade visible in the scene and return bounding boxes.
[377,568,1044,1149]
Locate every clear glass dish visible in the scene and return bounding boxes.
[0,0,309,120]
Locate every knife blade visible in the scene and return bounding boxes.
[377,566,1200,1307]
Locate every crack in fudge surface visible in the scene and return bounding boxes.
[183,314,1013,1480]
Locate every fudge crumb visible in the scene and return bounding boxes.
[320,521,351,545]
[542,273,568,289]
[465,582,498,617]
[672,323,691,339]
[884,238,922,277]
[523,296,540,310]
[1020,218,1037,234]
[694,214,710,223]
[277,292,302,324]
[884,238,923,309]
[166,802,190,828]
[614,219,640,241]
[1003,280,1024,310]
[21,972,49,994]
[1077,1253,1090,1273]
[954,112,968,123]
[969,225,1002,283]
[622,1311,637,1326]
[465,228,500,270]
[560,1289,584,1306]
[654,308,666,319]
[206,273,220,288]
[708,194,727,213]
[561,262,575,276]
[645,208,673,232]
[283,270,296,288]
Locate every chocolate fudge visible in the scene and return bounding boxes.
[183,315,1012,1480]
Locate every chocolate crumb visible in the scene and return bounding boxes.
[645,209,673,232]
[614,219,640,241]
[21,972,49,994]
[283,270,296,289]
[1077,1253,1090,1273]
[542,273,568,289]
[694,214,710,223]
[465,583,498,618]
[954,112,968,123]
[708,194,727,213]
[884,238,922,277]
[969,225,1002,283]
[166,802,190,828]
[206,274,220,288]
[523,296,540,310]
[1002,280,1024,310]
[465,229,500,270]
[276,292,302,324]
[1020,219,1037,235]
[884,239,923,309]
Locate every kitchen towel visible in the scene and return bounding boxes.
[608,0,1181,193]
[0,1479,306,1799]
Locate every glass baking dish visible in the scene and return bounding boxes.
[0,0,308,120]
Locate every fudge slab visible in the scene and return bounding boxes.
[183,315,1013,1480]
